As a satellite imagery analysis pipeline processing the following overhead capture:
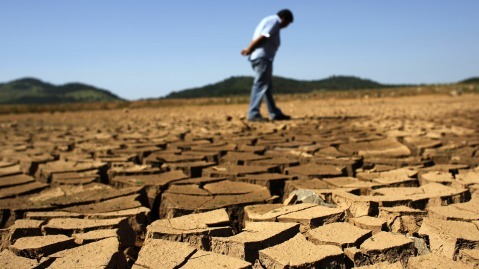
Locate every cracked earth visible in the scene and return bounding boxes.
[1,94,479,268]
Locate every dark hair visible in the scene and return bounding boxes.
[277,9,294,23]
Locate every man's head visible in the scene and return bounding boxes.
[277,9,294,28]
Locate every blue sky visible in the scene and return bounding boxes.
[1,1,478,100]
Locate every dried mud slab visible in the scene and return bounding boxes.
[339,138,412,158]
[221,152,271,165]
[244,203,317,222]
[111,170,188,188]
[456,170,479,189]
[181,250,252,269]
[3,219,44,244]
[210,221,300,262]
[333,182,470,217]
[306,222,372,249]
[311,157,363,177]
[235,173,294,197]
[61,194,144,214]
[203,180,268,195]
[427,197,479,221]
[146,209,232,250]
[332,191,379,218]
[34,214,141,248]
[245,203,344,232]
[285,163,346,179]
[248,156,300,174]
[356,167,419,187]
[28,183,144,210]
[403,136,443,156]
[0,181,49,199]
[459,248,479,268]
[159,181,271,221]
[162,161,217,178]
[276,205,345,232]
[133,238,196,268]
[0,249,39,269]
[258,234,346,268]
[0,174,35,188]
[418,217,479,259]
[9,234,76,259]
[429,204,479,221]
[419,170,455,185]
[408,253,473,269]
[0,165,23,178]
[203,164,277,179]
[50,170,99,185]
[47,237,127,269]
[378,206,426,235]
[323,176,361,189]
[72,228,117,244]
[35,160,108,183]
[349,216,387,234]
[345,231,415,266]
[111,170,188,210]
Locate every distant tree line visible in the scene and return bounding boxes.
[0,78,123,104]
[164,75,399,99]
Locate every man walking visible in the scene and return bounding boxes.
[241,9,294,122]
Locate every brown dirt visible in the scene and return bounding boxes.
[0,94,479,268]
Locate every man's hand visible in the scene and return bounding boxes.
[241,35,266,56]
[241,48,252,56]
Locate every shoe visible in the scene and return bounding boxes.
[272,114,291,121]
[248,116,268,122]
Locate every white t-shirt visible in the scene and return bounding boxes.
[249,14,281,62]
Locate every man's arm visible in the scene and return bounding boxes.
[241,35,267,56]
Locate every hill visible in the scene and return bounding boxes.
[0,78,124,104]
[460,77,479,84]
[164,75,392,99]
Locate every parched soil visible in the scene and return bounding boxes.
[1,94,479,268]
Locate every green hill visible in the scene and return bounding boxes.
[0,78,124,104]
[460,77,479,84]
[165,75,392,99]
